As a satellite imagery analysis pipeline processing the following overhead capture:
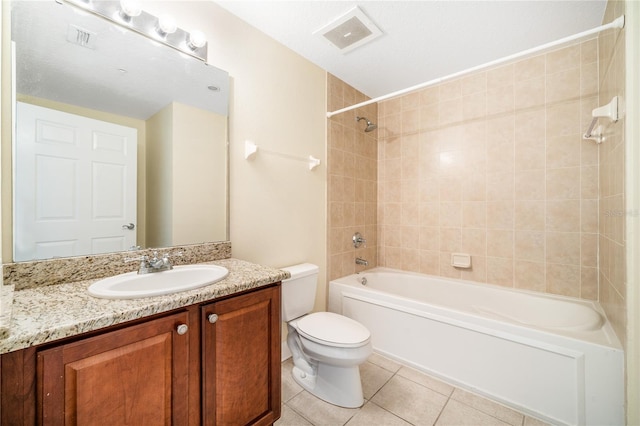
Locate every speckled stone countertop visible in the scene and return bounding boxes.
[0,258,289,355]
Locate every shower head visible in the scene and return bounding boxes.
[356,116,377,132]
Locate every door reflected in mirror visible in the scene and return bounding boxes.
[8,0,229,262]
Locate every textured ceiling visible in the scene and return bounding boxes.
[215,1,608,100]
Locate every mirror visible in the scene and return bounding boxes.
[8,0,229,262]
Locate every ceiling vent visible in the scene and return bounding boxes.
[314,6,382,53]
[66,24,97,49]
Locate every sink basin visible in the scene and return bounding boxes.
[88,265,229,299]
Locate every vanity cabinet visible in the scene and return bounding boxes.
[37,311,191,425]
[202,285,281,425]
[0,284,281,425]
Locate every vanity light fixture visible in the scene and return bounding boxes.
[64,0,208,62]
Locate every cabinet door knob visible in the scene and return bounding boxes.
[176,324,189,335]
[208,314,218,324]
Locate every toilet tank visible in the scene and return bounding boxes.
[281,263,319,321]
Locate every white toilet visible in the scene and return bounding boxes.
[281,263,372,408]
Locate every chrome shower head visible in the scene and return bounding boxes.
[356,116,377,132]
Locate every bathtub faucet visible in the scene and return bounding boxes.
[355,257,368,266]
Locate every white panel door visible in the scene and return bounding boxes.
[14,102,137,261]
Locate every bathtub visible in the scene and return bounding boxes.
[328,268,624,426]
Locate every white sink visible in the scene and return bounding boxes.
[88,265,229,299]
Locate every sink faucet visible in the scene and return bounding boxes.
[355,257,368,266]
[127,251,182,274]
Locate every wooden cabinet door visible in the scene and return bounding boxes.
[37,311,191,425]
[202,286,281,426]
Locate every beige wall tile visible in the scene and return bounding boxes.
[546,263,580,297]
[546,135,581,168]
[487,64,514,89]
[546,200,580,232]
[461,73,487,95]
[461,255,487,283]
[373,36,602,303]
[546,167,581,200]
[487,229,514,258]
[461,228,487,256]
[514,260,546,292]
[486,85,515,116]
[515,170,545,200]
[546,232,581,265]
[515,55,545,81]
[546,44,581,74]
[546,68,581,103]
[515,200,545,231]
[486,256,514,287]
[515,231,545,262]
[463,201,487,229]
[515,77,546,110]
[546,101,580,136]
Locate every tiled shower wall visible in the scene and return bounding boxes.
[377,39,600,299]
[327,74,378,280]
[598,1,626,345]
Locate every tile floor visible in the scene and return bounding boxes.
[276,353,551,426]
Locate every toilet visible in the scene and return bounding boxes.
[281,263,372,408]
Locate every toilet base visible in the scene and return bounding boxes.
[291,362,365,408]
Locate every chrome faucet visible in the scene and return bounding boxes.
[126,250,182,274]
[355,257,368,266]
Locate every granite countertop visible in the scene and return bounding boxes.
[0,258,289,354]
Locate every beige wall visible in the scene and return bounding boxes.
[173,102,227,245]
[327,74,378,281]
[146,104,174,247]
[141,1,327,309]
[147,102,227,247]
[377,39,600,300]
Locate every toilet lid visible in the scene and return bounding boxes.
[296,312,370,348]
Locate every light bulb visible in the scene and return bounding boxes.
[119,0,141,18]
[157,14,177,35]
[187,30,207,49]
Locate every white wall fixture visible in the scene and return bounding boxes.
[244,140,320,171]
[244,140,258,160]
[583,96,620,143]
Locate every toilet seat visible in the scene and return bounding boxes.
[296,312,370,348]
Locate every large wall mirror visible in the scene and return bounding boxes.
[8,0,229,262]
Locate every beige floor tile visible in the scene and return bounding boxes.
[396,366,454,397]
[275,405,313,426]
[287,391,360,426]
[436,399,512,426]
[281,359,304,403]
[367,352,403,373]
[360,361,394,400]
[450,388,523,426]
[371,375,448,425]
[345,401,412,426]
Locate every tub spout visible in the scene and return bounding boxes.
[355,257,368,266]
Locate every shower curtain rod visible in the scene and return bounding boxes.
[326,15,625,118]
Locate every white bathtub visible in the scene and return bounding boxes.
[328,268,624,426]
